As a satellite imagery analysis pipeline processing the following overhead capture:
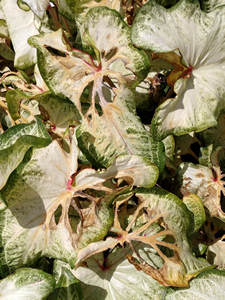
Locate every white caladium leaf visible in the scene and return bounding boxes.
[1,0,39,68]
[0,140,79,276]
[23,0,49,19]
[0,268,55,300]
[0,117,51,191]
[131,0,225,140]
[28,7,149,109]
[178,162,225,221]
[0,136,158,275]
[165,269,225,299]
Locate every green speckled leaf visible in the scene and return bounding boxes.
[0,268,55,300]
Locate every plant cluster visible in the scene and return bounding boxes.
[0,0,225,299]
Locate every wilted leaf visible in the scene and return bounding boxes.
[75,187,213,287]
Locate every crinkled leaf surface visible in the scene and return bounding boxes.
[0,268,55,300]
[0,117,51,191]
[2,0,39,68]
[178,162,225,221]
[165,269,225,299]
[131,0,225,140]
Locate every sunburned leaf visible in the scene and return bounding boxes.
[131,0,225,140]
[74,231,166,300]
[75,187,213,287]
[0,137,157,276]
[0,268,55,300]
[178,162,225,221]
[0,117,51,191]
[76,84,165,170]
[28,6,149,111]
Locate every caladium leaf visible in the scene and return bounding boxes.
[1,0,40,68]
[165,269,225,299]
[75,187,213,287]
[131,0,225,140]
[178,162,225,221]
[0,117,51,191]
[28,6,149,110]
[74,235,166,299]
[0,268,55,300]
[0,136,158,276]
[76,84,165,170]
